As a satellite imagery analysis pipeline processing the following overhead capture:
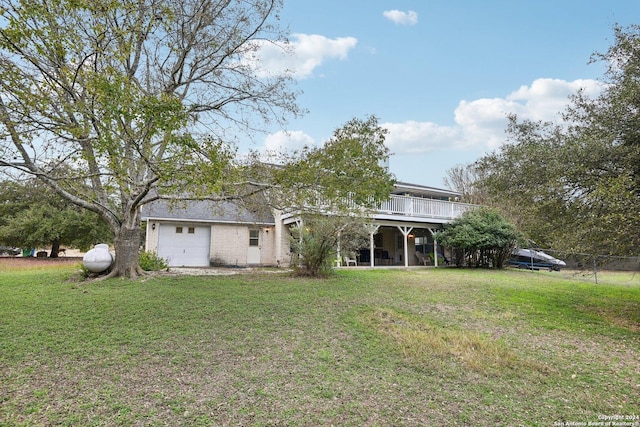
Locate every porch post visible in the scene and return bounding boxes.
[428,228,438,268]
[336,229,342,267]
[396,226,413,268]
[366,224,380,267]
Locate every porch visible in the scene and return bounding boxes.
[337,223,450,268]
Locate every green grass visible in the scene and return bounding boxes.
[1,266,639,426]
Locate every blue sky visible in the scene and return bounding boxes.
[250,1,640,187]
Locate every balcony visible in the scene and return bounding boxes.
[375,194,476,222]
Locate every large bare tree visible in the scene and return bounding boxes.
[0,1,395,278]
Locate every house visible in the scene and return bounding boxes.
[142,182,476,268]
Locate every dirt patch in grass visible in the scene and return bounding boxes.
[362,307,554,377]
[0,256,82,269]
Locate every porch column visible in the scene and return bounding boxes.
[366,224,380,267]
[336,229,342,267]
[396,226,414,268]
[428,228,438,267]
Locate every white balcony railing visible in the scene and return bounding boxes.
[280,193,477,224]
[377,194,475,220]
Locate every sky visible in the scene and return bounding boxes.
[247,0,640,188]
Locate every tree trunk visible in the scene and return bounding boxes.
[109,224,143,278]
[49,240,61,258]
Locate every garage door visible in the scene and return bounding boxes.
[157,224,211,267]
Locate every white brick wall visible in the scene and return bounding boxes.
[209,224,282,267]
[145,221,290,267]
[210,224,247,266]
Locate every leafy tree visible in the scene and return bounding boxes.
[0,1,393,278]
[473,24,640,257]
[434,208,521,268]
[267,115,395,215]
[0,179,111,256]
[283,116,394,277]
[289,215,370,277]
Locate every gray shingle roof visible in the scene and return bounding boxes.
[141,199,274,225]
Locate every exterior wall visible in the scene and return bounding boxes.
[274,210,292,267]
[210,224,249,266]
[145,221,159,253]
[209,224,279,267]
[260,226,277,266]
[280,228,292,267]
[146,221,282,267]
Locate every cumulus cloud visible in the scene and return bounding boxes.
[382,121,461,154]
[383,78,604,154]
[247,33,358,79]
[258,130,317,162]
[383,10,418,26]
[263,130,316,153]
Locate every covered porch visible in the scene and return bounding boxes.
[337,221,450,268]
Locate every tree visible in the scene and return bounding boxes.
[0,1,393,278]
[474,24,640,257]
[279,116,394,277]
[289,215,369,277]
[434,208,521,268]
[266,115,395,215]
[0,179,112,256]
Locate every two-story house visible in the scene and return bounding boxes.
[141,181,475,268]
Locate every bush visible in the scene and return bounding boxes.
[139,251,168,271]
[289,215,369,278]
[435,207,521,268]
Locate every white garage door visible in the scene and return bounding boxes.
[157,224,211,267]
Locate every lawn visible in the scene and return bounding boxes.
[1,263,639,426]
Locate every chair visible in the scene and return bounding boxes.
[343,256,357,267]
[415,251,430,266]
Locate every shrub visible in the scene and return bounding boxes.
[289,215,369,278]
[435,207,521,268]
[138,251,168,271]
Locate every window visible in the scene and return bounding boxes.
[188,227,195,234]
[176,227,183,233]
[249,229,259,246]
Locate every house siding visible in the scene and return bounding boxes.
[209,224,279,267]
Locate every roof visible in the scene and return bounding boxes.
[141,199,275,225]
[141,182,459,225]
[392,181,461,198]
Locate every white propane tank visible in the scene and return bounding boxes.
[83,244,114,273]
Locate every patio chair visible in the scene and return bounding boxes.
[415,251,430,266]
[343,256,357,267]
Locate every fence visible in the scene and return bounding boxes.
[531,249,640,285]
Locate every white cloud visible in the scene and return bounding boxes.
[263,130,316,153]
[383,78,604,154]
[506,78,603,121]
[383,10,418,26]
[248,33,358,79]
[258,130,316,162]
[382,121,461,154]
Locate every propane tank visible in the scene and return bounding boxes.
[82,244,114,273]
